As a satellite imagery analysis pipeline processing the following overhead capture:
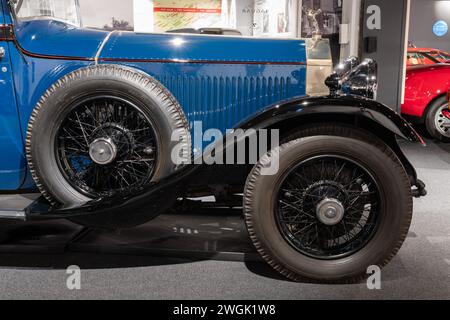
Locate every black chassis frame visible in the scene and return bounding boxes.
[20,94,426,227]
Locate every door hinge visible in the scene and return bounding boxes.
[0,24,14,42]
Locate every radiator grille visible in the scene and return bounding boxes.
[158,75,298,132]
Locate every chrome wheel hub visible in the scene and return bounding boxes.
[316,198,345,226]
[89,138,117,165]
[435,104,450,137]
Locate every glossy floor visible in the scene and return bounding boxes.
[0,139,449,299]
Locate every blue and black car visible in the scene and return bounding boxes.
[0,0,426,282]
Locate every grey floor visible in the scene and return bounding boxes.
[0,138,449,300]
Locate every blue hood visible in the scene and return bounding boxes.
[14,19,307,64]
[99,31,307,64]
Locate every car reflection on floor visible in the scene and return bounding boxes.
[0,198,261,265]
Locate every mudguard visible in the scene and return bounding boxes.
[237,94,426,198]
[239,94,424,144]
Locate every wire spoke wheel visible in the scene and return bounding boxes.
[275,155,382,260]
[56,96,158,198]
[244,130,413,282]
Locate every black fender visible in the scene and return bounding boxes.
[237,95,424,144]
[235,94,425,196]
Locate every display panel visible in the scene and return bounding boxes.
[153,0,222,32]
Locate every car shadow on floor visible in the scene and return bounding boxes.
[0,252,198,270]
[0,207,273,272]
[0,205,415,285]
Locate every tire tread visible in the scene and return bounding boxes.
[26,64,190,205]
[244,125,413,283]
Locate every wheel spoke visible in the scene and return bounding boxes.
[276,156,382,259]
[56,96,158,198]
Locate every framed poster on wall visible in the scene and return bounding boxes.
[153,0,223,32]
[253,0,298,37]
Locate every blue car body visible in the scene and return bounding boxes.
[0,0,431,285]
[0,0,308,191]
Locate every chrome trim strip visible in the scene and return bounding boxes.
[95,30,115,65]
[0,24,14,41]
[0,210,26,220]
[99,57,307,65]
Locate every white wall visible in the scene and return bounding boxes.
[134,0,153,33]
[340,0,361,59]
[252,0,298,37]
[80,0,134,29]
[235,0,255,36]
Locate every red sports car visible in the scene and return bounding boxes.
[402,63,450,140]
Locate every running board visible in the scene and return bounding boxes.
[0,166,202,225]
[0,194,50,221]
[0,210,26,220]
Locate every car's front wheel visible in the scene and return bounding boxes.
[244,128,413,283]
[425,96,450,142]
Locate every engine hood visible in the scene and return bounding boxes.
[98,31,307,64]
[14,19,307,65]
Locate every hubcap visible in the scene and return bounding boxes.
[316,198,345,226]
[435,104,450,137]
[56,96,158,198]
[276,156,382,260]
[89,138,117,165]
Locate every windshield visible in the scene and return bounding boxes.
[407,51,440,66]
[13,0,82,27]
[430,51,450,61]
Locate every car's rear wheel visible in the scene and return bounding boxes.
[425,96,450,141]
[27,65,190,206]
[244,127,413,283]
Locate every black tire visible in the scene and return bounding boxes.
[26,65,191,205]
[244,126,413,283]
[425,96,450,142]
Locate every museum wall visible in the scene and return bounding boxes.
[362,0,409,111]
[409,0,450,52]
[235,0,254,35]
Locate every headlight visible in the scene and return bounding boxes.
[325,58,378,99]
[340,59,378,99]
[334,56,360,78]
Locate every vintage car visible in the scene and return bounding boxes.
[402,63,450,141]
[0,0,427,283]
[407,47,450,66]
